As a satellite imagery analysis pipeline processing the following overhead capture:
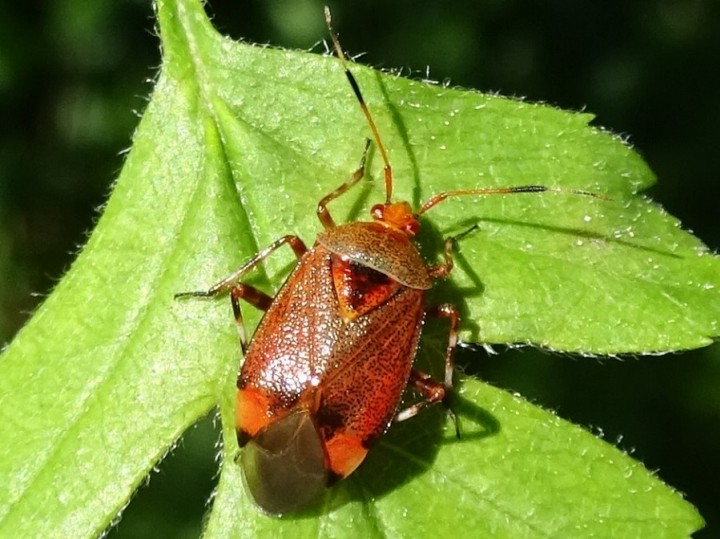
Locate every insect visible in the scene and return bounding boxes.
[176,7,601,514]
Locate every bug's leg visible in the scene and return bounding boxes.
[430,303,460,390]
[175,234,308,351]
[428,225,479,280]
[395,304,461,436]
[175,235,307,299]
[229,284,273,354]
[317,139,371,229]
[395,369,447,423]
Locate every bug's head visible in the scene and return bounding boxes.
[370,201,420,237]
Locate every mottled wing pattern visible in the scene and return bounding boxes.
[238,247,344,413]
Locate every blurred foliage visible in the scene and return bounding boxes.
[0,0,718,537]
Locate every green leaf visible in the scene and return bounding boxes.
[0,0,713,537]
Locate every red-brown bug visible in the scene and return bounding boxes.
[177,7,601,514]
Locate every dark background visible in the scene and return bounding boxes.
[1,0,718,537]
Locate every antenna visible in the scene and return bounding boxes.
[325,6,394,203]
[418,185,607,215]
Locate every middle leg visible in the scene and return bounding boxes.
[394,303,460,424]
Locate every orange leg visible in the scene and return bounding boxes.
[229,284,273,354]
[316,139,371,229]
[428,225,479,279]
[395,303,460,432]
[175,235,307,298]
